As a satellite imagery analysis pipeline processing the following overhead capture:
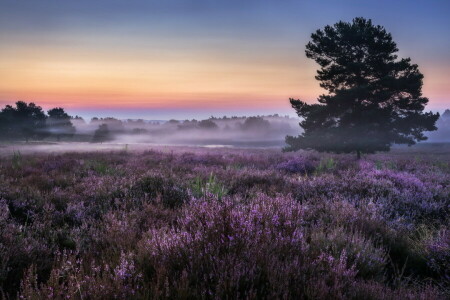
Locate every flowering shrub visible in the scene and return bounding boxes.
[0,146,446,299]
[130,174,190,208]
[136,195,382,298]
[276,155,317,174]
[20,252,142,299]
[425,229,450,282]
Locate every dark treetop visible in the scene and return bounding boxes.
[0,101,48,142]
[47,107,76,141]
[0,102,76,142]
[285,17,439,158]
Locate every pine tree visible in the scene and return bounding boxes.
[285,18,439,158]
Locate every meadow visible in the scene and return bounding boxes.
[0,145,449,299]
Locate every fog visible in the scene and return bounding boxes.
[1,111,448,156]
[38,115,301,148]
[108,116,301,148]
[67,110,450,147]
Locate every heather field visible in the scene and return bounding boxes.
[0,145,449,299]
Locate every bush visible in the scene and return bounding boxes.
[137,195,359,298]
[276,156,317,174]
[130,174,190,208]
[19,252,143,299]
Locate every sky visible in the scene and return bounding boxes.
[0,0,449,120]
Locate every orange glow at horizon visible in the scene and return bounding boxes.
[0,45,322,111]
[1,45,448,112]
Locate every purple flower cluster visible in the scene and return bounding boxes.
[275,155,317,174]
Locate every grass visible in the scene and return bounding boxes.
[191,173,228,200]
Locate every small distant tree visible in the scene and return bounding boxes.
[127,119,145,126]
[443,109,450,119]
[241,117,270,131]
[177,120,198,130]
[198,119,218,129]
[0,101,48,142]
[47,107,76,141]
[72,115,86,124]
[100,117,125,133]
[92,124,111,143]
[285,18,439,158]
[131,128,148,134]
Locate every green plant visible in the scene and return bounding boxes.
[85,160,117,175]
[315,157,336,174]
[11,150,22,169]
[385,161,397,170]
[191,173,227,200]
[375,160,383,170]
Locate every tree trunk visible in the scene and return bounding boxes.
[356,150,361,160]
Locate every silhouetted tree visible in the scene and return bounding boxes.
[101,117,124,132]
[0,101,48,142]
[72,115,86,124]
[198,119,218,129]
[127,119,145,126]
[241,117,270,131]
[92,124,111,143]
[131,128,148,134]
[47,107,76,141]
[90,117,124,133]
[177,120,198,130]
[285,18,439,158]
[427,109,450,142]
[443,109,450,119]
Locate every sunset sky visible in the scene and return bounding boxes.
[1,0,449,120]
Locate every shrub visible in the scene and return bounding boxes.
[136,195,359,298]
[425,229,450,282]
[19,252,143,299]
[130,174,190,208]
[276,156,317,175]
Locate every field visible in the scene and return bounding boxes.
[0,145,449,299]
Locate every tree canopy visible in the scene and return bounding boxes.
[0,101,48,141]
[241,117,270,131]
[47,107,76,141]
[92,124,112,143]
[0,102,78,142]
[443,109,450,119]
[198,119,218,129]
[285,17,439,158]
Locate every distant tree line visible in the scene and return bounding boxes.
[0,101,305,144]
[1,99,445,147]
[0,101,119,143]
[0,101,75,142]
